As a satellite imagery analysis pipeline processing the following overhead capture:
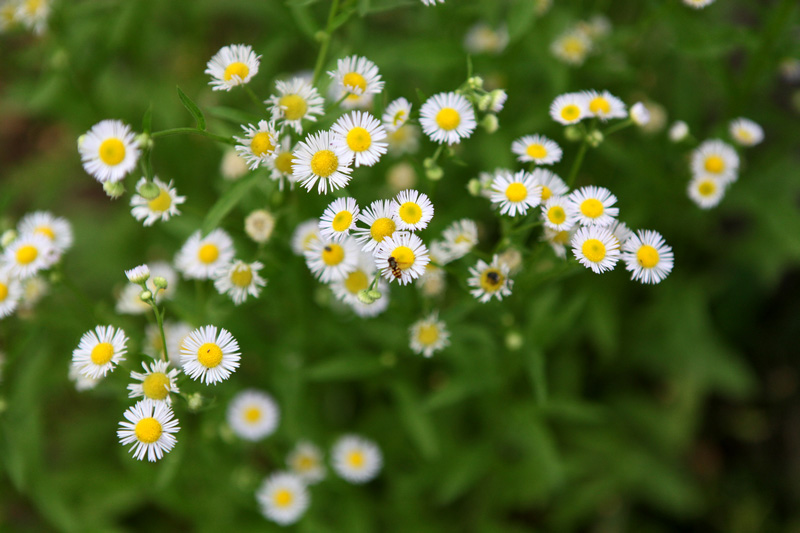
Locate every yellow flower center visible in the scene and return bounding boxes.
[35,225,55,239]
[370,217,396,242]
[552,230,570,245]
[274,152,295,174]
[0,282,8,302]
[322,244,345,266]
[197,342,223,368]
[636,244,660,268]
[541,186,552,201]
[230,265,253,287]
[148,189,172,212]
[297,456,315,471]
[223,61,249,81]
[274,489,293,508]
[454,235,470,244]
[505,183,528,203]
[389,126,411,143]
[526,143,547,159]
[580,198,604,219]
[391,246,416,270]
[332,211,353,232]
[399,202,422,224]
[15,244,38,265]
[90,342,114,365]
[198,244,219,264]
[589,97,611,115]
[346,127,372,152]
[344,270,369,294]
[26,0,42,13]
[547,206,566,225]
[736,127,753,143]
[563,37,585,56]
[142,372,170,400]
[698,179,716,197]
[417,324,439,346]
[98,138,126,166]
[342,72,367,93]
[302,233,318,251]
[279,94,308,121]
[560,105,581,122]
[582,239,606,263]
[479,269,504,292]
[435,108,460,131]
[392,110,406,126]
[704,155,724,174]
[250,132,274,157]
[244,406,262,423]
[134,417,162,444]
[347,450,365,468]
[310,150,339,178]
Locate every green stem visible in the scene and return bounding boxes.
[311,0,341,87]
[603,118,633,137]
[243,85,266,114]
[566,140,588,188]
[150,301,169,363]
[151,128,235,145]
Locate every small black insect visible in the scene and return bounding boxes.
[486,271,500,285]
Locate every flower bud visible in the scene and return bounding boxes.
[564,125,583,142]
[1,230,17,248]
[668,121,689,142]
[367,289,382,301]
[139,290,153,302]
[136,180,160,200]
[103,181,125,199]
[467,76,484,90]
[134,133,153,150]
[187,393,204,411]
[153,276,168,290]
[477,94,493,112]
[586,129,604,147]
[480,113,499,134]
[357,289,376,304]
[467,178,483,197]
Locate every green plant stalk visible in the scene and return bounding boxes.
[311,0,342,87]
[243,85,266,114]
[566,140,588,188]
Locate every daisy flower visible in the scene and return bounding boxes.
[467,255,513,302]
[304,236,359,283]
[541,195,578,232]
[3,233,54,280]
[391,189,434,231]
[421,0,445,5]
[691,139,739,183]
[205,44,259,91]
[511,134,562,165]
[19,275,48,312]
[550,92,589,125]
[387,124,421,156]
[71,325,128,379]
[174,229,235,280]
[127,360,180,404]
[227,389,280,441]
[374,232,430,286]
[542,227,574,259]
[291,219,321,256]
[622,230,674,284]
[352,200,401,253]
[220,148,250,181]
[464,22,509,55]
[17,211,73,253]
[267,77,325,134]
[328,55,384,105]
[550,29,592,66]
[382,97,412,132]
[688,175,727,209]
[292,130,354,194]
[729,118,764,147]
[441,218,478,259]
[256,472,310,526]
[265,136,297,189]
[331,111,388,167]
[331,435,383,484]
[180,325,241,385]
[386,161,417,191]
[568,186,619,226]
[583,90,627,121]
[490,170,543,217]
[683,0,716,8]
[530,168,569,201]
[330,252,390,317]
[234,120,279,170]
[245,209,276,244]
[630,102,650,126]
[419,92,477,145]
[287,441,326,484]
[16,0,51,34]
[125,264,150,284]
[117,400,180,462]
[130,177,185,226]
[78,119,140,183]
[409,311,450,357]
[669,121,690,142]
[319,197,360,241]
[213,260,267,305]
[417,262,447,298]
[0,269,22,319]
[571,226,620,274]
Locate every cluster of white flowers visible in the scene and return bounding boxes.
[551,15,612,66]
[0,211,72,320]
[0,0,51,34]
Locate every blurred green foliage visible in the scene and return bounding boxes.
[2,0,800,531]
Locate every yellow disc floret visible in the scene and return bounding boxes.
[704,155,724,174]
[399,202,422,224]
[526,144,547,159]
[547,206,566,225]
[250,132,274,157]
[344,270,369,294]
[0,282,7,302]
[347,450,365,468]
[142,372,170,400]
[274,489,294,508]
[636,245,660,269]
[582,239,606,263]
[310,150,339,178]
[134,417,162,444]
[322,244,345,266]
[197,342,223,368]
[332,211,353,232]
[279,94,308,121]
[417,324,440,346]
[15,245,38,265]
[698,179,716,197]
[148,189,172,212]
[435,108,460,131]
[480,268,504,292]
[342,72,367,93]
[580,198,604,219]
[90,342,114,365]
[223,62,249,82]
[244,406,262,423]
[35,226,55,239]
[370,218,396,242]
[560,105,581,122]
[391,246,416,270]
[98,138,126,166]
[230,266,253,287]
[589,97,611,115]
[505,183,528,203]
[198,244,220,264]
[274,152,295,174]
[346,127,372,152]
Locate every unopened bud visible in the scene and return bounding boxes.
[480,113,499,133]
[137,180,160,200]
[314,30,327,43]
[134,133,153,150]
[153,276,168,290]
[467,178,483,197]
[467,76,484,90]
[357,289,376,304]
[564,125,583,142]
[1,230,17,248]
[367,289,382,300]
[477,94,492,112]
[586,129,604,147]
[139,290,153,302]
[103,181,125,199]
[187,393,204,411]
[488,89,507,112]
[425,165,444,181]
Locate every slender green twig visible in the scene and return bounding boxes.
[311,0,341,87]
[566,140,588,188]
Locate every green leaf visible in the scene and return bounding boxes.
[141,103,153,134]
[201,172,260,234]
[176,86,206,131]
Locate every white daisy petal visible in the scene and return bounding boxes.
[180,325,241,385]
